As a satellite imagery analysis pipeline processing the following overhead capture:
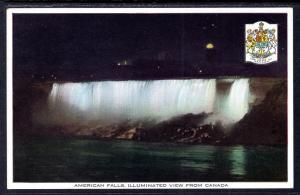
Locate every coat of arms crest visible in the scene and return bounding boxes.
[245,21,278,64]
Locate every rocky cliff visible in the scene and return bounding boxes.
[227,81,287,145]
[132,113,226,144]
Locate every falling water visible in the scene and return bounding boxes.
[46,78,250,125]
[48,79,216,124]
[225,79,250,122]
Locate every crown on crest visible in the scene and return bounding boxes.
[258,22,264,30]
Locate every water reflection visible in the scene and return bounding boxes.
[179,145,216,172]
[230,146,246,178]
[14,139,286,182]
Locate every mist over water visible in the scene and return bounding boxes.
[46,79,250,126]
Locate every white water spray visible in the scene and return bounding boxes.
[48,79,216,124]
[225,79,250,122]
[45,79,250,126]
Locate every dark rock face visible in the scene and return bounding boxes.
[31,122,142,139]
[227,81,287,145]
[30,113,226,144]
[133,113,226,144]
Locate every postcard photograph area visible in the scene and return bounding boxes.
[7,8,293,189]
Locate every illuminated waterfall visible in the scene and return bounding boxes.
[225,79,250,122]
[46,78,250,125]
[48,79,216,124]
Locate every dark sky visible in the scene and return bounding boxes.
[13,13,287,77]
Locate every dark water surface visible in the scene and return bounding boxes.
[14,138,287,182]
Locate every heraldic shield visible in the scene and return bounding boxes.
[245,21,278,64]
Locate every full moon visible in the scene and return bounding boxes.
[206,43,214,49]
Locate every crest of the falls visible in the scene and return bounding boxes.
[47,79,250,125]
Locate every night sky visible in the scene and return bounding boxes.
[13,13,287,79]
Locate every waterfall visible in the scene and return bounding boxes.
[46,78,250,125]
[48,79,216,124]
[225,79,250,122]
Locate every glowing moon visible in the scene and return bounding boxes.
[206,43,214,49]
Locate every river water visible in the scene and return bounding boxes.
[14,139,286,182]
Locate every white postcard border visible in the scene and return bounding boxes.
[6,7,294,189]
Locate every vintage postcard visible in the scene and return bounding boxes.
[6,7,293,190]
